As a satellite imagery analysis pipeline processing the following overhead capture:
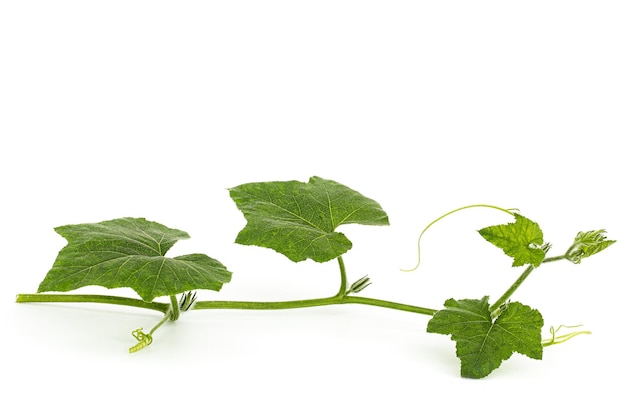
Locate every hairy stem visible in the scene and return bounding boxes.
[489,265,535,313]
[193,297,340,310]
[193,295,437,316]
[489,250,569,314]
[542,255,567,263]
[342,296,438,315]
[169,295,180,321]
[337,256,347,297]
[15,293,169,313]
[16,291,437,317]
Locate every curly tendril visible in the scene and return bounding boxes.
[542,324,591,347]
[129,328,153,353]
[402,204,519,272]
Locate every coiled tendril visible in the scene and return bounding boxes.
[129,328,153,353]
[542,324,591,347]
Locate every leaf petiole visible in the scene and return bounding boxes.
[336,256,348,297]
[169,295,180,321]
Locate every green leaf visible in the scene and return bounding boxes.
[566,229,616,264]
[37,217,232,302]
[229,176,389,263]
[427,296,543,379]
[478,213,545,267]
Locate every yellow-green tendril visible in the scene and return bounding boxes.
[402,204,519,272]
[129,328,153,353]
[542,324,591,347]
[128,306,173,353]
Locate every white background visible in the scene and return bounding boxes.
[1,1,624,415]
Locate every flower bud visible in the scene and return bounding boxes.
[347,275,372,294]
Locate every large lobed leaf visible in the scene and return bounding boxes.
[38,217,232,302]
[478,213,545,267]
[229,176,390,263]
[427,296,543,378]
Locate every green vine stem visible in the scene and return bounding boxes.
[15,239,602,330]
[16,292,438,317]
[489,264,536,315]
[14,251,437,317]
[488,232,613,316]
[16,230,604,353]
[489,244,552,316]
[341,296,437,315]
[15,293,170,313]
[192,295,437,316]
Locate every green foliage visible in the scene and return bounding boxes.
[478,213,546,267]
[229,176,389,262]
[37,217,232,302]
[427,296,544,378]
[15,176,616,378]
[566,229,616,264]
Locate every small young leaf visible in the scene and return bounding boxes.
[566,229,615,264]
[478,213,545,267]
[229,176,389,263]
[37,218,232,302]
[427,296,543,378]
